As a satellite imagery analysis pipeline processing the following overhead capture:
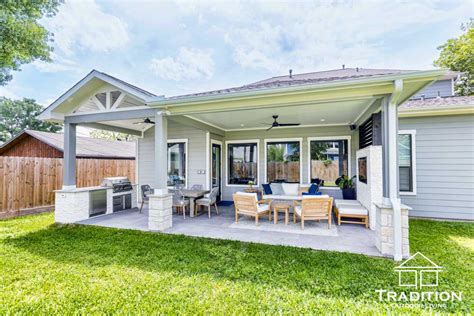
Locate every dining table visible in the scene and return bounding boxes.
[180,189,209,217]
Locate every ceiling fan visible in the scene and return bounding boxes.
[262,115,300,131]
[133,117,155,125]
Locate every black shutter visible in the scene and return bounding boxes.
[359,112,382,149]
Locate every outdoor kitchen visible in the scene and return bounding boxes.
[54,177,138,223]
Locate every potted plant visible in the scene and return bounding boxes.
[338,175,357,200]
[248,180,255,188]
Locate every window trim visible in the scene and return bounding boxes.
[167,138,188,189]
[225,139,260,187]
[264,138,303,184]
[307,136,352,184]
[398,130,417,196]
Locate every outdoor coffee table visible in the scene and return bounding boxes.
[273,203,291,225]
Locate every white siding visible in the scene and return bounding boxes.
[399,114,474,220]
[137,120,207,196]
[412,79,453,99]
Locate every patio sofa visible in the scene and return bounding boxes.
[262,183,314,201]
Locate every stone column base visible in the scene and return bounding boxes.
[148,193,173,231]
[55,190,90,223]
[375,203,410,259]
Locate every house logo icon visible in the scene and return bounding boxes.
[394,252,443,289]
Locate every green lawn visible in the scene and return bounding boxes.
[0,213,472,314]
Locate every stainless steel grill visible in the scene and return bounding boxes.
[101,176,133,193]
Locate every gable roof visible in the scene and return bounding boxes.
[38,69,163,122]
[399,95,474,117]
[0,130,136,159]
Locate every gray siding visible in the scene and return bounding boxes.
[412,79,453,99]
[137,120,207,196]
[399,114,474,220]
[222,126,358,200]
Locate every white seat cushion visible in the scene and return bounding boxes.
[282,183,299,195]
[334,199,361,207]
[263,194,301,200]
[337,205,368,216]
[257,204,270,213]
[196,198,211,205]
[302,194,330,199]
[294,205,302,216]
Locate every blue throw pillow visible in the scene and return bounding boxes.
[262,184,272,195]
[308,183,318,194]
[302,191,322,196]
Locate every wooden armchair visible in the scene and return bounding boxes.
[233,192,272,225]
[293,196,333,229]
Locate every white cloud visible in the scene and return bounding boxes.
[150,47,215,81]
[0,86,20,100]
[44,0,129,56]
[216,0,470,72]
[33,53,81,73]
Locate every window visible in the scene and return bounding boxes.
[227,142,258,185]
[266,140,301,183]
[398,131,416,194]
[309,138,349,186]
[168,142,186,187]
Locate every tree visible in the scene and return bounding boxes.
[90,130,137,142]
[0,97,62,142]
[434,19,474,96]
[0,0,62,85]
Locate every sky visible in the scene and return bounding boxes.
[1,0,472,107]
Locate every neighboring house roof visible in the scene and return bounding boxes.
[0,130,136,159]
[399,95,474,116]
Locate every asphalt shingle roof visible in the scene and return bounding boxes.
[167,68,417,100]
[400,95,474,111]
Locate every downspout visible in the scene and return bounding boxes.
[390,79,404,261]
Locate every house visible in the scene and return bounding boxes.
[38,67,473,260]
[0,129,135,159]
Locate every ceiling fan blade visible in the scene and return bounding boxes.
[277,123,300,126]
[266,126,274,131]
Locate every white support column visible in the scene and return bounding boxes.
[153,111,168,194]
[378,80,408,261]
[63,121,77,189]
[148,111,173,231]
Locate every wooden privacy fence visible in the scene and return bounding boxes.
[0,157,135,214]
[267,162,300,182]
[310,160,347,181]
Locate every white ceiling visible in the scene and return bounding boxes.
[95,98,376,133]
[188,98,374,130]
